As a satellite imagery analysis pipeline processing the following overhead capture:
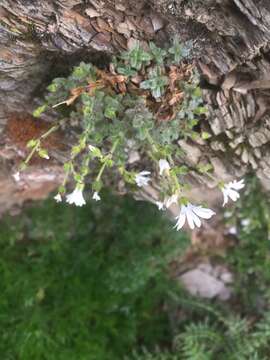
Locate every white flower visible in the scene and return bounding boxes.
[174,203,216,231]
[165,193,178,208]
[228,226,237,235]
[135,171,151,187]
[88,145,96,152]
[92,191,101,201]
[54,193,62,203]
[12,172,20,182]
[159,159,170,176]
[156,201,165,210]
[241,218,250,227]
[66,186,86,207]
[221,179,245,206]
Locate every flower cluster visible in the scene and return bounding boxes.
[50,155,244,232]
[151,160,245,231]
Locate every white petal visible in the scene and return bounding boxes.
[187,204,202,228]
[12,172,21,182]
[191,211,202,228]
[185,206,195,230]
[221,179,245,206]
[159,159,170,176]
[228,226,237,235]
[139,170,151,176]
[92,192,101,201]
[241,219,250,227]
[54,193,62,203]
[165,194,178,208]
[230,179,245,190]
[156,201,164,210]
[222,189,229,206]
[88,145,96,152]
[135,171,151,187]
[192,206,215,219]
[228,188,240,202]
[66,188,86,207]
[174,211,186,230]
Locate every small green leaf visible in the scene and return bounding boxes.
[202,131,211,140]
[63,162,72,172]
[33,105,47,118]
[92,180,102,192]
[26,139,37,148]
[38,148,49,159]
[71,146,81,156]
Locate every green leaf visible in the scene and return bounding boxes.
[173,166,189,175]
[38,148,49,159]
[149,42,166,65]
[33,105,47,118]
[89,146,102,159]
[92,179,102,192]
[71,146,81,156]
[121,41,153,71]
[26,139,37,148]
[140,67,168,99]
[202,131,211,140]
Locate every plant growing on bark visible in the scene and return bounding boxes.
[19,39,244,229]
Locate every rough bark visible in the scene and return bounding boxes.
[0,0,270,215]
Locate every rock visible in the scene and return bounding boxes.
[128,150,140,164]
[180,268,232,301]
[178,140,201,165]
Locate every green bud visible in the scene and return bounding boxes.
[38,149,49,159]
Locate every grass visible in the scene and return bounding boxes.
[0,193,188,360]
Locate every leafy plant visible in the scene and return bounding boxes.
[0,193,189,360]
[18,38,218,228]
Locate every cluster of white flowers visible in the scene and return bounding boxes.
[154,160,245,231]
[170,178,244,231]
[54,187,101,207]
[53,156,245,232]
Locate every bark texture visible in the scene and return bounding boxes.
[0,0,270,215]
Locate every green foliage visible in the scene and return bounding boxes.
[0,194,188,360]
[127,176,270,360]
[121,40,153,70]
[140,67,169,99]
[25,38,207,209]
[226,176,270,311]
[128,348,178,360]
[131,302,270,360]
[168,38,192,64]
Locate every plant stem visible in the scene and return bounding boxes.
[22,140,40,167]
[145,130,159,154]
[96,138,119,182]
[40,125,59,139]
[22,124,59,168]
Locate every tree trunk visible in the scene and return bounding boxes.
[0,0,270,216]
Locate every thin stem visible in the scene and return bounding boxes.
[23,140,40,166]
[40,125,59,139]
[96,138,119,182]
[145,129,159,154]
[22,125,60,168]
